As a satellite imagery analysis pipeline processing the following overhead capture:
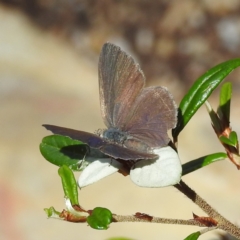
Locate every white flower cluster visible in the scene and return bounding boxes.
[78,146,182,188]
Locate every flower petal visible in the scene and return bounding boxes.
[130,146,182,187]
[65,198,88,217]
[78,158,122,188]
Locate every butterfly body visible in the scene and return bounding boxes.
[101,127,128,144]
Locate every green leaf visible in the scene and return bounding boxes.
[107,238,135,240]
[87,207,112,230]
[58,165,79,205]
[219,136,236,147]
[218,82,232,122]
[184,231,201,240]
[173,59,240,138]
[229,131,238,146]
[182,153,227,175]
[40,135,88,171]
[44,207,61,218]
[205,101,222,133]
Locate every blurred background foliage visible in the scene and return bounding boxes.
[2,0,240,91]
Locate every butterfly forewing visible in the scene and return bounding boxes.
[123,86,177,148]
[99,43,145,128]
[43,125,105,148]
[43,124,158,160]
[100,143,158,160]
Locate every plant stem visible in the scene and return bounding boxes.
[112,215,206,227]
[175,180,240,239]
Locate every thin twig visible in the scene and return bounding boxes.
[174,180,240,239]
[199,226,218,235]
[112,214,207,227]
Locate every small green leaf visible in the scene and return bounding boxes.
[87,207,112,230]
[40,135,88,171]
[44,207,61,218]
[229,131,238,146]
[58,165,79,205]
[219,136,236,147]
[182,153,227,175]
[184,231,201,240]
[205,101,222,133]
[218,82,232,122]
[173,59,240,138]
[107,238,135,240]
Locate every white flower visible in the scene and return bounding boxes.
[78,158,123,188]
[78,146,182,188]
[65,198,88,217]
[130,146,182,187]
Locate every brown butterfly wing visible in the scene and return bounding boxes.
[43,125,157,160]
[100,143,158,160]
[99,43,145,129]
[43,124,105,148]
[122,86,177,148]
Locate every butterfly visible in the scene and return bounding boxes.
[43,42,177,161]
